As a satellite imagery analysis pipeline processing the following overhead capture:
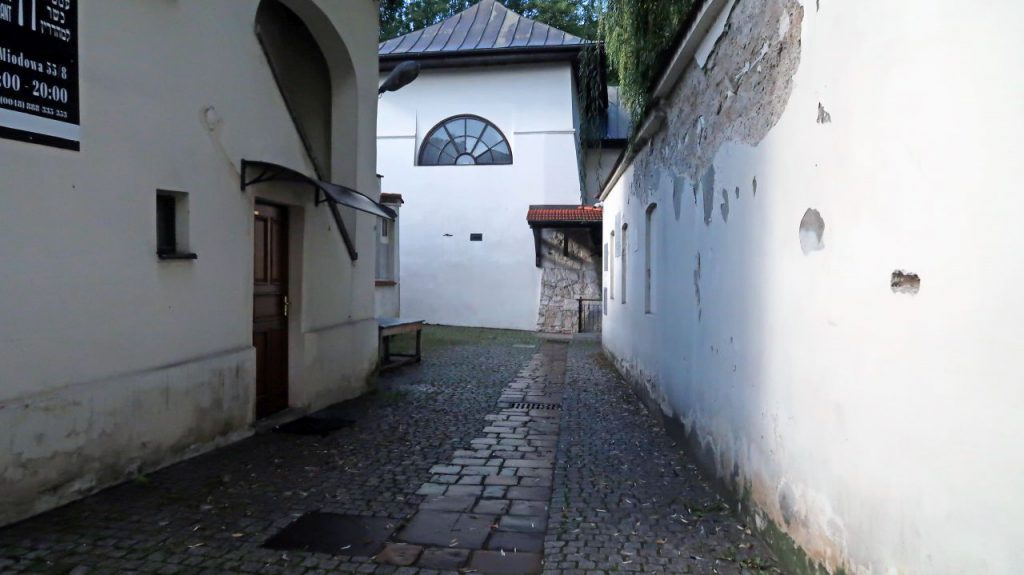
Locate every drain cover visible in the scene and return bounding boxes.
[263,513,397,556]
[512,402,562,411]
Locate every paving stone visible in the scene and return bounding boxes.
[374,543,422,567]
[518,476,552,488]
[483,475,518,486]
[497,515,546,533]
[419,495,477,512]
[472,500,510,515]
[416,547,470,570]
[396,511,495,550]
[460,466,499,476]
[452,458,488,466]
[508,501,548,516]
[482,486,507,498]
[507,487,551,501]
[429,465,462,475]
[486,532,545,553]
[445,485,483,497]
[416,483,448,496]
[504,459,551,469]
[468,550,542,575]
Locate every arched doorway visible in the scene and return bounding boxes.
[251,0,360,418]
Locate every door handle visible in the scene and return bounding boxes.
[283,296,289,318]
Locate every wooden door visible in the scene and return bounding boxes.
[253,203,289,418]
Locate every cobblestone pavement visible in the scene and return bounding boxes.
[0,328,780,575]
[543,338,780,575]
[0,327,538,575]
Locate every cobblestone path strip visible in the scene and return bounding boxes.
[543,338,781,575]
[375,340,569,574]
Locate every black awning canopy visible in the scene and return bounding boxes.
[241,160,396,261]
[241,160,395,220]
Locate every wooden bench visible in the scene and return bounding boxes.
[377,318,424,371]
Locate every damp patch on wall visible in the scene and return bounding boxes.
[673,175,687,220]
[702,165,716,225]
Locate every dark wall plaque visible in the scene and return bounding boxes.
[0,0,79,150]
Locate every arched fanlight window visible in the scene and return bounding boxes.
[419,115,513,166]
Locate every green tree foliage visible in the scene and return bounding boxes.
[380,0,605,43]
[601,0,695,125]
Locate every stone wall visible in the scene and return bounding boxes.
[536,229,601,333]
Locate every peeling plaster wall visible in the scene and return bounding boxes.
[0,0,382,526]
[536,229,602,333]
[601,0,1024,573]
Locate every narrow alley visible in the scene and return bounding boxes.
[0,328,778,575]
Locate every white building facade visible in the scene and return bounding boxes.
[0,0,387,526]
[600,0,1024,573]
[377,0,595,331]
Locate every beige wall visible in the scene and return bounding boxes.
[0,0,381,525]
[602,0,1024,573]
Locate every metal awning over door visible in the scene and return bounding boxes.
[241,160,395,261]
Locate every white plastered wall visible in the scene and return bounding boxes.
[0,0,380,525]
[601,0,1024,573]
[377,63,584,331]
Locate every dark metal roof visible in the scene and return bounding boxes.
[379,0,587,60]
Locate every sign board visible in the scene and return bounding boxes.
[0,0,79,150]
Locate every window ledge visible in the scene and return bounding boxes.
[158,252,198,261]
[375,280,398,287]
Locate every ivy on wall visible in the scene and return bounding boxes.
[601,0,696,126]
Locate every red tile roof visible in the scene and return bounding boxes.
[527,205,603,224]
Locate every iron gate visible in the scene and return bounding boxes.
[577,298,602,333]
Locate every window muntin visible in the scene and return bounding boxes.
[419,115,512,166]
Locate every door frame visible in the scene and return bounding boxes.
[253,200,291,419]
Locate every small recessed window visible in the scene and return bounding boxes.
[376,217,396,282]
[156,191,196,260]
[470,233,483,242]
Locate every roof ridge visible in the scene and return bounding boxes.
[379,0,590,57]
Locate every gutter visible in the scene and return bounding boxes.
[379,45,588,72]
[598,0,732,202]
